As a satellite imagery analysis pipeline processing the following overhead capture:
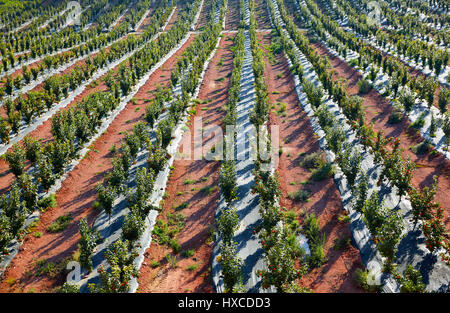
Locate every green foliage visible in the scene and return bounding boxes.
[95,183,116,215]
[311,161,334,181]
[79,218,100,271]
[299,151,325,169]
[288,189,310,202]
[357,78,372,94]
[38,194,57,211]
[23,136,41,163]
[219,242,243,293]
[58,282,80,293]
[398,265,426,293]
[303,213,327,268]
[219,161,238,206]
[88,240,139,293]
[4,143,26,177]
[17,173,38,210]
[47,214,72,233]
[353,268,379,292]
[122,206,145,242]
[216,208,239,244]
[337,144,362,189]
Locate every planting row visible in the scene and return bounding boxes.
[0,0,198,275]
[270,0,449,291]
[0,1,173,153]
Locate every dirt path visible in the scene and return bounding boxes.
[195,0,211,30]
[0,35,197,293]
[312,41,450,229]
[135,2,157,32]
[137,33,236,293]
[259,31,363,293]
[314,0,448,112]
[0,48,106,196]
[254,0,271,29]
[225,0,240,31]
[164,4,182,31]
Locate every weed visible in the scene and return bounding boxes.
[47,214,72,233]
[288,189,310,202]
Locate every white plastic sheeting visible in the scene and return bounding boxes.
[297,0,450,161]
[271,0,450,292]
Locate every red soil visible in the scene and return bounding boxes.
[137,33,236,293]
[195,0,211,30]
[284,0,306,29]
[312,41,450,229]
[0,35,197,293]
[164,6,181,32]
[0,33,142,196]
[259,32,364,293]
[254,0,272,29]
[135,2,157,32]
[0,50,106,196]
[225,0,240,31]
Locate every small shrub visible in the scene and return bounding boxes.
[288,189,310,202]
[357,79,372,94]
[333,236,351,250]
[338,214,351,223]
[353,268,379,292]
[58,282,80,293]
[169,238,181,253]
[398,265,427,293]
[311,162,334,181]
[33,232,43,238]
[182,249,195,258]
[387,105,403,124]
[299,151,325,169]
[47,214,72,233]
[38,194,57,211]
[186,264,198,272]
[166,254,178,268]
[410,140,432,155]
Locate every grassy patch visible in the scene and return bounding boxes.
[200,186,216,195]
[182,249,195,258]
[175,202,189,211]
[38,194,57,211]
[333,236,351,250]
[353,268,379,292]
[299,151,325,169]
[33,232,43,238]
[311,162,334,181]
[288,189,310,202]
[337,214,351,223]
[47,214,72,233]
[186,264,198,272]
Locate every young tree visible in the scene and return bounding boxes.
[438,87,449,115]
[216,207,239,244]
[219,241,243,293]
[96,183,117,216]
[4,143,27,177]
[219,161,238,206]
[36,155,56,190]
[18,173,38,210]
[377,211,404,272]
[88,240,139,293]
[79,217,100,271]
[23,136,41,163]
